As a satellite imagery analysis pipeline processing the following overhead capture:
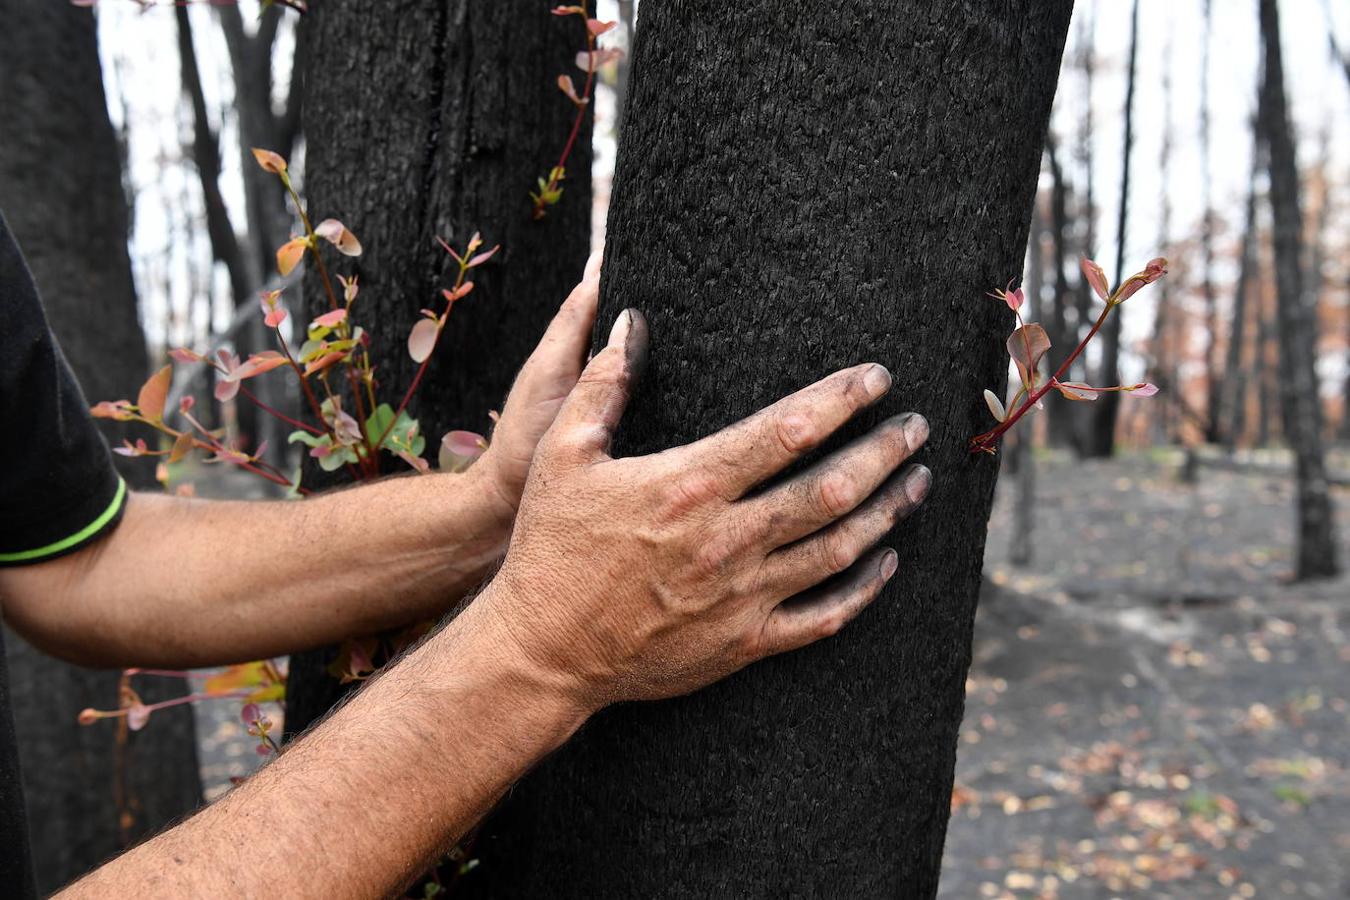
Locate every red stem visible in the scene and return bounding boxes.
[532,6,596,219]
[238,384,322,435]
[971,302,1115,453]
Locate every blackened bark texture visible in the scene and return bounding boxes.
[1084,0,1139,458]
[284,1,591,735]
[1257,0,1339,579]
[465,2,1072,896]
[0,5,202,892]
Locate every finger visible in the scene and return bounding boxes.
[756,547,897,657]
[516,255,603,393]
[743,412,928,549]
[761,464,930,599]
[543,308,649,463]
[682,364,893,499]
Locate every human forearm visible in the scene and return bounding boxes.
[0,466,512,667]
[60,597,588,899]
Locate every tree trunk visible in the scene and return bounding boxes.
[1257,0,1339,579]
[1148,30,1176,446]
[0,5,202,892]
[1220,143,1262,452]
[1072,0,1098,424]
[284,1,592,738]
[1043,133,1080,450]
[1011,205,1046,568]
[1084,0,1139,458]
[1200,0,1222,444]
[465,2,1073,895]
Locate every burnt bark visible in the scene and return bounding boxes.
[1257,0,1339,578]
[284,2,592,736]
[0,5,202,892]
[465,2,1072,895]
[1084,0,1139,458]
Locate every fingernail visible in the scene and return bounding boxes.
[863,364,892,399]
[903,465,932,504]
[608,309,632,348]
[880,549,899,580]
[903,413,929,448]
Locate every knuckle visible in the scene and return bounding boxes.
[577,347,626,386]
[661,473,722,520]
[693,533,737,576]
[820,530,857,575]
[817,469,856,518]
[773,410,816,455]
[817,610,848,639]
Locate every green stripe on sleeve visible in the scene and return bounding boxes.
[0,477,127,563]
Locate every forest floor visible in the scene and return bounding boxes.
[188,449,1350,898]
[940,449,1350,900]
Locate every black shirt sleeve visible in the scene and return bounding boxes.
[0,210,127,566]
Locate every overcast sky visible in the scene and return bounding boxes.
[95,0,1349,385]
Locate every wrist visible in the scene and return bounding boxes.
[428,595,594,749]
[466,453,519,545]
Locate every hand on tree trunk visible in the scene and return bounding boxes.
[477,252,603,524]
[480,314,932,710]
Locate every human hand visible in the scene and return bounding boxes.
[477,307,932,711]
[474,252,603,520]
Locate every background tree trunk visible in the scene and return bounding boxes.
[1199,0,1222,444]
[1220,143,1262,452]
[0,5,202,892]
[1010,205,1046,568]
[464,2,1073,895]
[284,1,592,737]
[1084,0,1139,458]
[1043,134,1080,451]
[1257,0,1339,579]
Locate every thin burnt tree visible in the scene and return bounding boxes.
[1257,0,1339,578]
[1084,0,1140,458]
[464,2,1073,895]
[0,4,202,892]
[284,1,593,734]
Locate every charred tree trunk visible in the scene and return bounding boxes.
[284,2,592,736]
[0,5,202,892]
[1200,0,1222,444]
[465,2,1073,895]
[1220,143,1262,453]
[1043,133,1080,451]
[1072,0,1098,424]
[1149,31,1176,446]
[1010,205,1046,568]
[1257,0,1339,578]
[1084,0,1139,458]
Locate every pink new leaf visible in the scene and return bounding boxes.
[314,218,363,257]
[137,365,173,421]
[439,430,487,473]
[1081,257,1110,302]
[169,347,204,365]
[312,308,348,329]
[250,148,287,174]
[1006,323,1050,391]
[557,74,586,105]
[276,237,308,277]
[466,245,499,268]
[1053,381,1100,402]
[408,318,440,363]
[1128,382,1160,397]
[587,18,617,35]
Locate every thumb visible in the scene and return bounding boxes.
[545,308,648,464]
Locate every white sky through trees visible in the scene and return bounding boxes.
[94,0,1348,389]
